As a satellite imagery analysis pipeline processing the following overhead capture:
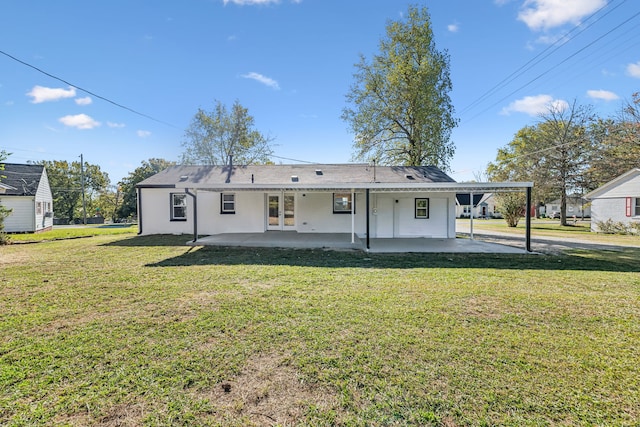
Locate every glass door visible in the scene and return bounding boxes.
[267,193,295,230]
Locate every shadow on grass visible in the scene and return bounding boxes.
[102,235,640,272]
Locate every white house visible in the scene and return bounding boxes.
[455,193,501,218]
[136,164,532,250]
[545,196,591,219]
[0,163,54,233]
[586,168,640,232]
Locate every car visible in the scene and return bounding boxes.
[549,211,561,219]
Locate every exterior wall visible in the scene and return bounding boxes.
[139,188,456,239]
[35,169,54,232]
[0,196,35,232]
[371,192,455,238]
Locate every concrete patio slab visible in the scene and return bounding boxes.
[191,232,527,254]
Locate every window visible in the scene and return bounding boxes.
[36,201,42,215]
[415,198,429,219]
[636,198,640,216]
[171,193,187,220]
[221,193,236,214]
[333,193,354,214]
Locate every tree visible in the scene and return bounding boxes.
[495,193,526,227]
[40,160,110,223]
[117,158,176,220]
[487,101,594,225]
[341,5,457,170]
[181,100,273,166]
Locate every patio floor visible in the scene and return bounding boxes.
[191,232,527,254]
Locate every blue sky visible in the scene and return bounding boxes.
[1,0,639,185]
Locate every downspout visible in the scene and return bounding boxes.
[136,187,143,235]
[469,192,474,240]
[185,188,197,243]
[525,186,532,252]
[366,188,370,250]
[351,190,355,244]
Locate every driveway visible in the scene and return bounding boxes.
[456,222,640,254]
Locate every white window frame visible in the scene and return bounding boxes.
[170,193,187,221]
[415,198,429,219]
[221,193,236,214]
[333,193,354,214]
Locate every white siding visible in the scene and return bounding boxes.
[589,172,640,232]
[35,168,54,232]
[0,196,35,232]
[139,188,193,235]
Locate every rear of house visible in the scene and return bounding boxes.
[136,164,458,240]
[586,168,640,232]
[0,163,54,233]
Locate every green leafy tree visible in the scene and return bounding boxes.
[495,193,526,227]
[488,101,594,225]
[0,150,12,244]
[342,5,457,169]
[117,158,176,219]
[181,100,273,166]
[40,160,110,223]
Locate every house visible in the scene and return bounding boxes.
[136,163,533,250]
[455,193,501,218]
[544,196,591,219]
[585,168,640,232]
[0,163,54,233]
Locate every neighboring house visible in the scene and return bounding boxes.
[585,168,640,232]
[545,196,591,219]
[136,163,532,249]
[455,193,501,218]
[0,163,54,233]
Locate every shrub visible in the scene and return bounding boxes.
[595,219,639,235]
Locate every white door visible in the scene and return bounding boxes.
[267,193,295,231]
[375,197,394,237]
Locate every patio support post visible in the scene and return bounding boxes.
[526,186,532,252]
[185,188,197,243]
[136,187,143,235]
[366,188,370,250]
[469,192,474,240]
[351,190,355,244]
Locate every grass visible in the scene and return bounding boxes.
[5,224,138,243]
[1,233,639,426]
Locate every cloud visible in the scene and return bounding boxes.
[447,23,459,33]
[501,94,568,116]
[75,96,92,105]
[241,72,280,90]
[627,61,640,78]
[27,85,76,103]
[586,89,619,101]
[58,114,101,129]
[137,130,151,138]
[107,122,126,128]
[518,0,606,31]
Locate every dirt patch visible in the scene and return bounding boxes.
[0,251,30,266]
[198,352,343,426]
[462,296,502,319]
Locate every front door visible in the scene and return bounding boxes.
[267,193,295,231]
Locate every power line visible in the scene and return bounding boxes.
[0,49,180,129]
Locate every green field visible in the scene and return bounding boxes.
[1,232,639,426]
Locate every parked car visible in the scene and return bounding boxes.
[550,211,561,219]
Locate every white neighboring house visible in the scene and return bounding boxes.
[455,193,501,218]
[585,168,640,232]
[136,164,532,249]
[0,163,54,233]
[545,196,591,219]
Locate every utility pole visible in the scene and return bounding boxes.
[80,154,87,225]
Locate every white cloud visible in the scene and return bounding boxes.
[586,89,619,101]
[501,94,568,116]
[27,85,76,103]
[75,96,92,105]
[447,23,459,33]
[518,0,606,31]
[58,114,101,129]
[137,130,151,138]
[241,72,280,90]
[107,122,126,128]
[626,61,640,78]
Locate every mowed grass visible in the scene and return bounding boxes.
[1,234,639,426]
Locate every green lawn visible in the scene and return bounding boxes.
[1,233,639,426]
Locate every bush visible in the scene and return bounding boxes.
[595,219,640,235]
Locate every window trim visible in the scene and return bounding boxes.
[170,193,187,221]
[333,192,355,214]
[635,197,640,217]
[220,193,236,214]
[415,198,429,219]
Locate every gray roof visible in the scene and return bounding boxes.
[137,164,532,193]
[0,163,45,196]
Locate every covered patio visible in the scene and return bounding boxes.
[191,232,527,254]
